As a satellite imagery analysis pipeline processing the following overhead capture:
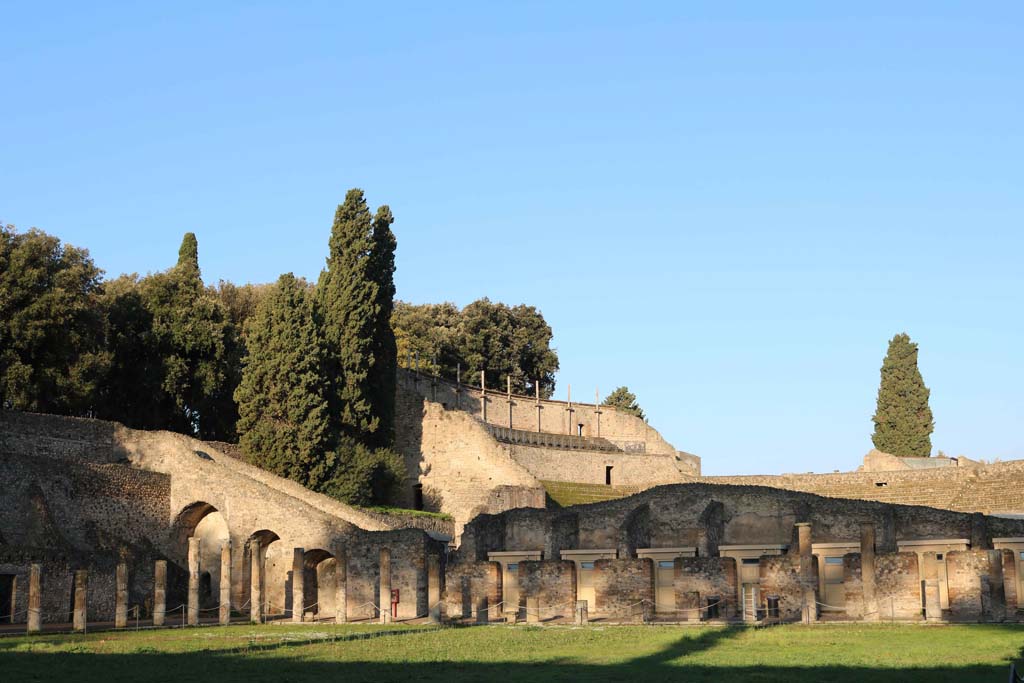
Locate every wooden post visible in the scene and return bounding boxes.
[153,560,167,626]
[335,549,348,624]
[115,559,128,628]
[27,564,41,633]
[507,375,514,428]
[187,537,201,626]
[220,541,232,625]
[379,548,391,624]
[292,547,305,622]
[535,381,542,432]
[72,570,87,632]
[566,384,574,435]
[250,538,262,623]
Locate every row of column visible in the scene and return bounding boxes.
[19,544,444,633]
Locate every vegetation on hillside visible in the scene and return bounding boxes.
[602,386,645,420]
[871,333,934,458]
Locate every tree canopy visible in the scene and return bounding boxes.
[602,386,645,420]
[392,298,559,397]
[871,333,934,458]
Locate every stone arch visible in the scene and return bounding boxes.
[171,502,229,608]
[302,548,338,621]
[243,529,282,618]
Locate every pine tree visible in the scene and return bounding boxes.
[316,189,380,444]
[871,333,934,457]
[366,204,398,447]
[602,386,645,420]
[235,274,335,487]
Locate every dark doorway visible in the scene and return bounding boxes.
[577,423,584,437]
[605,466,613,486]
[0,575,14,624]
[413,484,424,511]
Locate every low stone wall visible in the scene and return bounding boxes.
[758,555,817,622]
[673,557,738,619]
[874,552,921,620]
[518,560,576,621]
[443,561,501,620]
[593,558,653,621]
[946,549,1006,622]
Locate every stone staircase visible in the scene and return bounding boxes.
[541,480,645,507]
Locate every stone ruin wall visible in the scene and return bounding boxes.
[0,411,447,624]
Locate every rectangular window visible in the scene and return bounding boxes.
[580,561,595,570]
[936,554,944,561]
[658,561,675,569]
[741,558,760,565]
[824,557,843,565]
[506,563,517,573]
[1019,552,1024,561]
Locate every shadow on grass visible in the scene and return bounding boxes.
[0,625,1021,683]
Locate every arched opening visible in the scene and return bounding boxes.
[242,529,281,619]
[301,549,337,621]
[172,502,229,610]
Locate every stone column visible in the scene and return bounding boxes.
[680,591,701,623]
[575,599,589,625]
[153,560,167,627]
[250,539,262,623]
[187,537,201,626]
[220,542,232,625]
[379,547,391,624]
[796,523,816,622]
[292,547,305,622]
[115,560,128,628]
[475,595,488,624]
[924,579,941,622]
[72,570,88,632]
[427,555,441,623]
[27,564,42,633]
[860,523,877,621]
[526,597,540,623]
[335,549,348,624]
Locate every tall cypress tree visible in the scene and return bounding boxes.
[235,274,335,487]
[316,189,380,444]
[366,205,397,447]
[871,333,934,457]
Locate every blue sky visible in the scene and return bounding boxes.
[2,3,1022,475]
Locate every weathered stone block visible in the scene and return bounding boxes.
[593,558,654,622]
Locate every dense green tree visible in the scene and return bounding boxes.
[0,224,109,414]
[95,274,165,427]
[321,438,406,506]
[235,273,336,487]
[871,333,934,457]
[602,386,645,420]
[316,189,381,444]
[366,205,398,447]
[137,233,235,438]
[392,298,559,397]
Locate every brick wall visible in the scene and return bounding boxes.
[673,557,738,619]
[518,560,576,620]
[593,558,653,621]
[443,561,501,620]
[946,549,1005,622]
[874,552,921,620]
[758,555,816,621]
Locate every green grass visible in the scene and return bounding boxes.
[358,505,454,520]
[542,480,643,506]
[1,622,1021,682]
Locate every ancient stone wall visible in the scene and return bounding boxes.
[593,558,653,621]
[506,443,690,487]
[874,552,921,620]
[517,560,576,620]
[758,555,817,622]
[673,557,738,619]
[443,560,501,620]
[946,549,1006,622]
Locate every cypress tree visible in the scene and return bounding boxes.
[235,274,335,487]
[366,204,398,447]
[316,189,380,444]
[871,333,934,457]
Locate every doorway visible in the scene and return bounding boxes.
[0,575,14,624]
[605,466,613,485]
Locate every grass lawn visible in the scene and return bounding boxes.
[1,622,1022,682]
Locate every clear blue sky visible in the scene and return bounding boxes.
[3,3,1022,475]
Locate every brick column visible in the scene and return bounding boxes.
[475,595,488,623]
[220,542,232,625]
[526,597,540,623]
[427,555,441,623]
[73,570,88,632]
[575,599,589,625]
[27,564,41,633]
[860,523,877,621]
[292,548,305,622]
[153,560,167,626]
[335,549,348,624]
[796,523,816,622]
[115,559,128,628]
[250,539,262,623]
[379,548,391,624]
[187,537,201,626]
